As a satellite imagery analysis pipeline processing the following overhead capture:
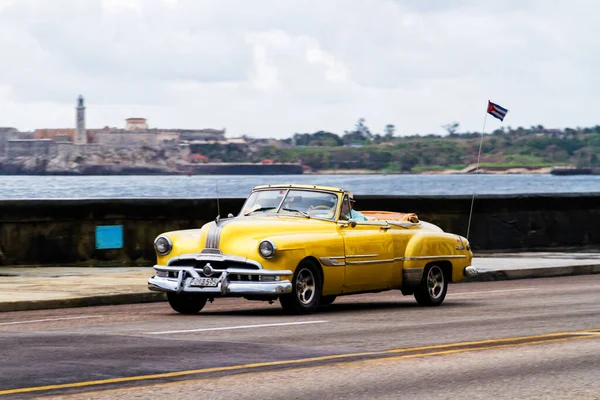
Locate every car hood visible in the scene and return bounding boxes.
[160,215,336,262]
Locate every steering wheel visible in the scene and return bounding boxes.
[311,205,332,210]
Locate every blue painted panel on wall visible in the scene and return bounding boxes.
[95,225,123,249]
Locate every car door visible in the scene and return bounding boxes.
[338,196,394,291]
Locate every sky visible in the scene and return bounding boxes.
[0,0,598,138]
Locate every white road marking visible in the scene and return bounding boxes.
[148,320,328,335]
[448,288,533,297]
[0,316,102,326]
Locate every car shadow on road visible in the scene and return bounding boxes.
[197,300,477,317]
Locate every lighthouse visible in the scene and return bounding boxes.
[75,95,87,144]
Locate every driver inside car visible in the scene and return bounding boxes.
[341,192,367,221]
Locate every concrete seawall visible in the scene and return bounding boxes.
[0,193,598,266]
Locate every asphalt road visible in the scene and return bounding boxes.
[0,275,599,399]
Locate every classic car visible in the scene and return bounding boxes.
[148,184,478,314]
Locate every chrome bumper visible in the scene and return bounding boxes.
[148,265,293,296]
[464,266,479,277]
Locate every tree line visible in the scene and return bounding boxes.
[190,119,600,172]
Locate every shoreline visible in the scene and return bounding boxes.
[310,167,554,175]
[0,166,596,176]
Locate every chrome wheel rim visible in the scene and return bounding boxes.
[427,266,445,300]
[296,268,316,305]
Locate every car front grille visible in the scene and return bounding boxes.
[168,259,261,280]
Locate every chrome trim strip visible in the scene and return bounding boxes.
[166,252,263,269]
[320,254,466,266]
[456,236,466,250]
[274,188,290,213]
[346,258,395,265]
[253,185,344,193]
[201,248,222,255]
[148,274,292,295]
[387,221,421,228]
[319,256,346,267]
[205,218,235,250]
[176,269,184,293]
[154,265,291,276]
[394,256,465,261]
[206,223,218,249]
[354,221,392,227]
[404,255,466,260]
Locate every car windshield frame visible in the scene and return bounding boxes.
[239,188,340,221]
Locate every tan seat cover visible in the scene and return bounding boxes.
[361,211,419,223]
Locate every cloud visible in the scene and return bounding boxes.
[0,0,598,137]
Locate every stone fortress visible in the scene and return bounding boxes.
[1,95,225,155]
[0,95,290,174]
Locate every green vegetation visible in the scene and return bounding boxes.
[190,120,600,173]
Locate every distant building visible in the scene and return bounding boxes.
[92,129,158,148]
[35,129,74,141]
[178,128,226,141]
[3,97,228,157]
[7,139,54,157]
[0,127,19,156]
[189,153,209,163]
[126,118,149,130]
[34,128,94,143]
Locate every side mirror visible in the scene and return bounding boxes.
[227,213,234,218]
[349,219,357,228]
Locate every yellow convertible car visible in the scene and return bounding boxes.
[148,184,477,314]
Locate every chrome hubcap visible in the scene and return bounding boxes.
[427,266,444,300]
[296,268,315,305]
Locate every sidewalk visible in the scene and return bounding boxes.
[470,252,600,281]
[1,253,600,312]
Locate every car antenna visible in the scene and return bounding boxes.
[215,180,221,225]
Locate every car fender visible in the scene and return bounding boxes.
[259,232,345,296]
[403,232,472,283]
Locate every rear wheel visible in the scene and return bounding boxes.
[414,265,448,306]
[167,292,207,314]
[280,261,322,314]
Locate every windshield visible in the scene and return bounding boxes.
[240,189,338,220]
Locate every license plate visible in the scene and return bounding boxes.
[189,277,219,287]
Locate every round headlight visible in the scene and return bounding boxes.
[154,236,172,256]
[258,240,276,259]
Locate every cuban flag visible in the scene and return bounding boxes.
[487,101,508,121]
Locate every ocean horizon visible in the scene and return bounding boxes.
[0,174,599,199]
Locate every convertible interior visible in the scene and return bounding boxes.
[361,211,420,223]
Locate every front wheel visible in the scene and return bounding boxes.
[167,292,207,314]
[280,261,322,314]
[414,265,448,306]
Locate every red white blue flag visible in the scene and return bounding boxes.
[487,101,508,121]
